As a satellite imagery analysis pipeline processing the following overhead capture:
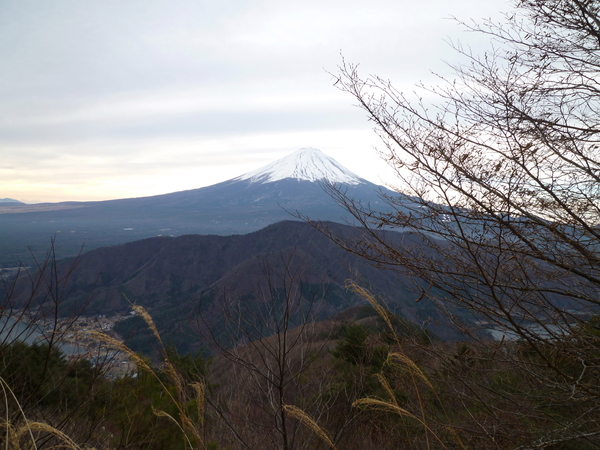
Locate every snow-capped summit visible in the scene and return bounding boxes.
[1,146,405,267]
[236,148,364,185]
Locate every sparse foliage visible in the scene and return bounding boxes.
[197,250,337,450]
[325,0,600,446]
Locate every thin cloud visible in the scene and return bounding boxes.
[0,0,509,202]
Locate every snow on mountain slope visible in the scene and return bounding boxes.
[236,148,364,185]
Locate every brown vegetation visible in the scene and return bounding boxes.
[4,0,600,448]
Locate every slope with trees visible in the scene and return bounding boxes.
[321,0,600,446]
[6,0,600,447]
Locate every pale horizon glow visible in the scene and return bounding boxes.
[0,0,511,204]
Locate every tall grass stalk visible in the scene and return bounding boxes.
[346,281,464,449]
[89,303,207,450]
[283,404,337,450]
[0,375,88,450]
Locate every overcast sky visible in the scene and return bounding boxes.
[1,0,510,203]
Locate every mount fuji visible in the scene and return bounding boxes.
[236,147,364,185]
[0,148,401,266]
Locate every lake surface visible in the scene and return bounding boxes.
[487,323,566,341]
[0,316,83,355]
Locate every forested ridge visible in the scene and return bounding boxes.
[4,0,600,447]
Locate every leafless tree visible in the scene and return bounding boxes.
[322,0,600,446]
[197,249,345,450]
[0,239,113,448]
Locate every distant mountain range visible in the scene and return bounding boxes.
[0,148,406,267]
[13,220,460,354]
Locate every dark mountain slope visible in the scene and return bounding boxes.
[0,148,402,267]
[14,221,458,354]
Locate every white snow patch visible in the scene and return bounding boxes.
[236,148,364,185]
